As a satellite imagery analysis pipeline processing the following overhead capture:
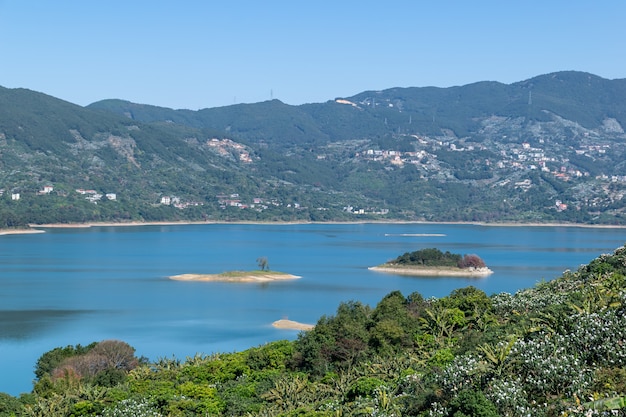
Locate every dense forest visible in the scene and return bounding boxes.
[1,245,626,416]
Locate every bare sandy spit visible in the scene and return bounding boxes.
[369,265,494,277]
[0,229,45,236]
[272,319,315,331]
[169,272,301,283]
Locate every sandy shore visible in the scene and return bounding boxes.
[272,319,315,331]
[369,265,494,277]
[29,221,208,228]
[169,272,301,283]
[27,220,626,229]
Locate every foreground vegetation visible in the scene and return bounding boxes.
[2,246,626,416]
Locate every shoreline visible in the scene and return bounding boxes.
[2,219,623,237]
[169,272,301,283]
[20,219,626,231]
[369,265,494,277]
[272,319,315,331]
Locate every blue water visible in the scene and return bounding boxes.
[1,223,624,395]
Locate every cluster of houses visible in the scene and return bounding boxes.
[0,189,20,201]
[505,142,587,179]
[215,194,285,211]
[596,174,626,183]
[159,195,204,209]
[353,133,626,213]
[358,148,430,166]
[343,206,389,215]
[206,138,253,163]
[354,131,624,183]
[2,186,117,204]
[75,188,117,203]
[1,185,57,201]
[356,137,597,181]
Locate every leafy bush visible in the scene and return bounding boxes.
[446,389,499,417]
[0,392,23,416]
[34,342,97,380]
[346,377,385,400]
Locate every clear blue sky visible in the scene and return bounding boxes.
[1,1,624,110]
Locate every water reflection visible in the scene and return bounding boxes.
[0,310,91,340]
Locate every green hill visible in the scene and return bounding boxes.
[2,71,626,227]
[0,87,334,226]
[89,71,626,145]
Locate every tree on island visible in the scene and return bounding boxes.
[458,253,486,269]
[256,256,269,271]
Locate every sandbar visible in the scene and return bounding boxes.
[169,271,301,283]
[272,319,314,331]
[0,229,45,236]
[369,265,493,277]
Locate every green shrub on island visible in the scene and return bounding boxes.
[392,247,486,269]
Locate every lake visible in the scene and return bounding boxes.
[1,222,625,395]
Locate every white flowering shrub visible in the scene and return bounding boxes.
[98,398,162,417]
[485,377,533,417]
[433,353,483,395]
[370,385,402,417]
[510,333,593,398]
[565,310,626,367]
[491,286,570,317]
[426,401,448,417]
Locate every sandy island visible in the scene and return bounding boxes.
[272,319,315,331]
[169,271,301,283]
[369,265,493,277]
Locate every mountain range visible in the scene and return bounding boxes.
[1,71,626,227]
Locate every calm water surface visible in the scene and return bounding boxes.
[1,223,625,395]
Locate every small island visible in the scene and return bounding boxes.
[369,248,493,277]
[272,319,315,331]
[170,257,300,283]
[169,270,301,283]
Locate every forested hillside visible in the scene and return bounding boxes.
[2,71,626,226]
[91,72,626,145]
[1,245,625,416]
